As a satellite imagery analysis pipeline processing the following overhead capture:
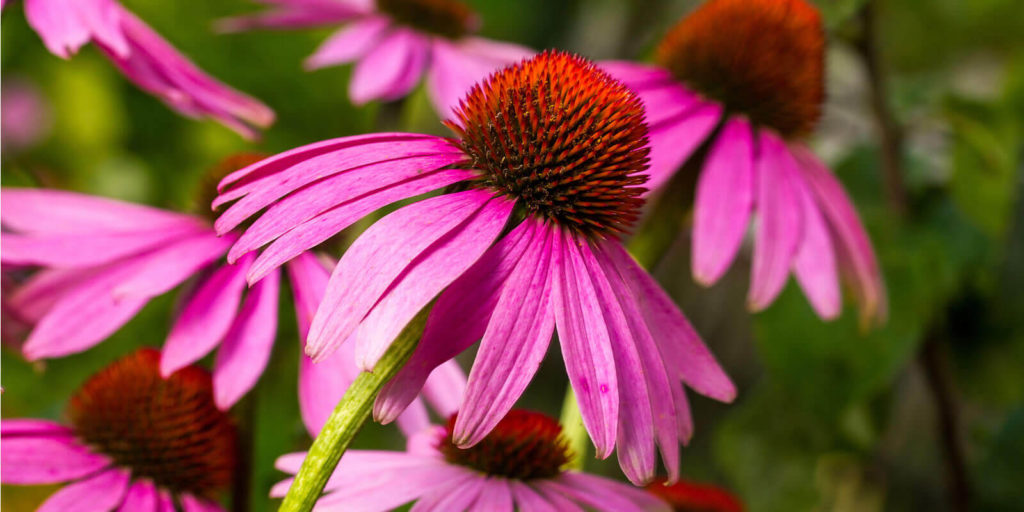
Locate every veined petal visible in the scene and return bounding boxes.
[0,187,199,235]
[454,226,556,447]
[532,482,586,512]
[692,118,755,286]
[37,468,130,512]
[408,470,481,512]
[354,195,514,370]
[789,151,841,320]
[349,28,430,104]
[306,189,495,362]
[374,219,539,424]
[553,229,619,459]
[1,223,205,268]
[509,481,560,512]
[161,255,253,376]
[305,16,390,69]
[246,168,477,283]
[470,478,513,512]
[645,101,722,191]
[0,433,110,484]
[749,130,803,311]
[213,269,281,409]
[315,463,468,511]
[111,232,234,299]
[550,473,671,512]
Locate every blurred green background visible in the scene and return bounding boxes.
[3,0,1024,510]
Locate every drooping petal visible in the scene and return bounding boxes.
[0,187,198,235]
[306,189,497,362]
[305,16,390,69]
[6,267,94,323]
[354,195,515,370]
[212,269,281,409]
[349,28,430,105]
[420,359,467,419]
[553,229,619,458]
[0,433,111,484]
[454,226,556,447]
[216,1,365,32]
[509,481,560,512]
[374,219,538,424]
[548,473,671,512]
[427,37,532,117]
[0,419,70,437]
[314,462,468,511]
[161,255,253,376]
[795,147,887,325]
[116,480,157,512]
[532,482,587,512]
[111,232,234,299]
[600,60,677,90]
[469,478,513,512]
[603,243,736,402]
[749,130,804,311]
[23,0,96,58]
[789,151,841,319]
[37,468,130,512]
[408,470,481,512]
[1,223,205,268]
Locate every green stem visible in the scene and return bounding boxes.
[558,387,588,470]
[278,307,429,512]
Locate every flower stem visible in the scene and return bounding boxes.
[278,307,430,512]
[558,387,588,470]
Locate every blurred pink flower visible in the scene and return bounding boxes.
[4,0,274,138]
[603,0,886,325]
[214,51,735,484]
[0,349,233,512]
[0,77,52,152]
[219,0,532,116]
[272,409,670,511]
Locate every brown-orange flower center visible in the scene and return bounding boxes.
[376,0,476,39]
[656,0,825,139]
[447,51,651,238]
[646,478,745,512]
[68,349,236,499]
[438,410,572,480]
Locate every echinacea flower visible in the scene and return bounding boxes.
[273,409,670,511]
[3,156,326,410]
[1,348,234,511]
[2,0,274,138]
[603,0,886,325]
[646,478,744,512]
[214,51,736,484]
[219,0,532,116]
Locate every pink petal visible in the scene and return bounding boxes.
[408,470,481,512]
[469,478,513,512]
[600,60,676,90]
[532,482,586,512]
[1,223,205,268]
[0,433,111,484]
[315,462,467,510]
[692,118,756,286]
[395,399,432,438]
[37,468,130,512]
[215,135,461,235]
[373,220,539,424]
[111,232,234,299]
[213,269,281,409]
[117,480,157,512]
[0,419,70,437]
[230,155,470,264]
[427,37,532,117]
[749,130,804,311]
[161,256,253,376]
[406,425,445,456]
[454,226,556,447]
[23,0,94,58]
[349,28,430,105]
[6,268,94,323]
[305,16,391,69]
[420,359,467,419]
[306,189,495,362]
[354,195,514,370]
[552,229,619,459]
[796,147,887,324]
[70,0,128,56]
[645,102,722,191]
[509,482,560,512]
[180,494,225,512]
[0,187,198,235]
[156,489,176,512]
[217,3,365,32]
[548,473,671,512]
[789,153,841,319]
[603,243,736,402]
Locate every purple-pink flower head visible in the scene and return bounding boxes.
[0,348,235,511]
[604,0,886,326]
[219,0,531,116]
[215,51,736,484]
[272,409,670,511]
[4,0,274,138]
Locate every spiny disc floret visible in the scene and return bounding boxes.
[376,0,476,40]
[448,51,651,238]
[439,410,572,480]
[68,349,236,498]
[657,0,825,138]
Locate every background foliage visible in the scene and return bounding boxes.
[3,0,1023,510]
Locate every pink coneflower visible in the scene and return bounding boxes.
[272,409,671,511]
[603,0,886,325]
[219,0,532,116]
[646,478,744,512]
[1,349,235,511]
[2,0,274,138]
[214,51,736,484]
[3,156,320,410]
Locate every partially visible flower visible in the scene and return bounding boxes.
[273,409,670,511]
[1,77,52,152]
[219,0,532,116]
[214,51,735,484]
[3,155,314,410]
[603,0,886,325]
[646,478,744,512]
[0,348,234,511]
[3,0,274,138]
